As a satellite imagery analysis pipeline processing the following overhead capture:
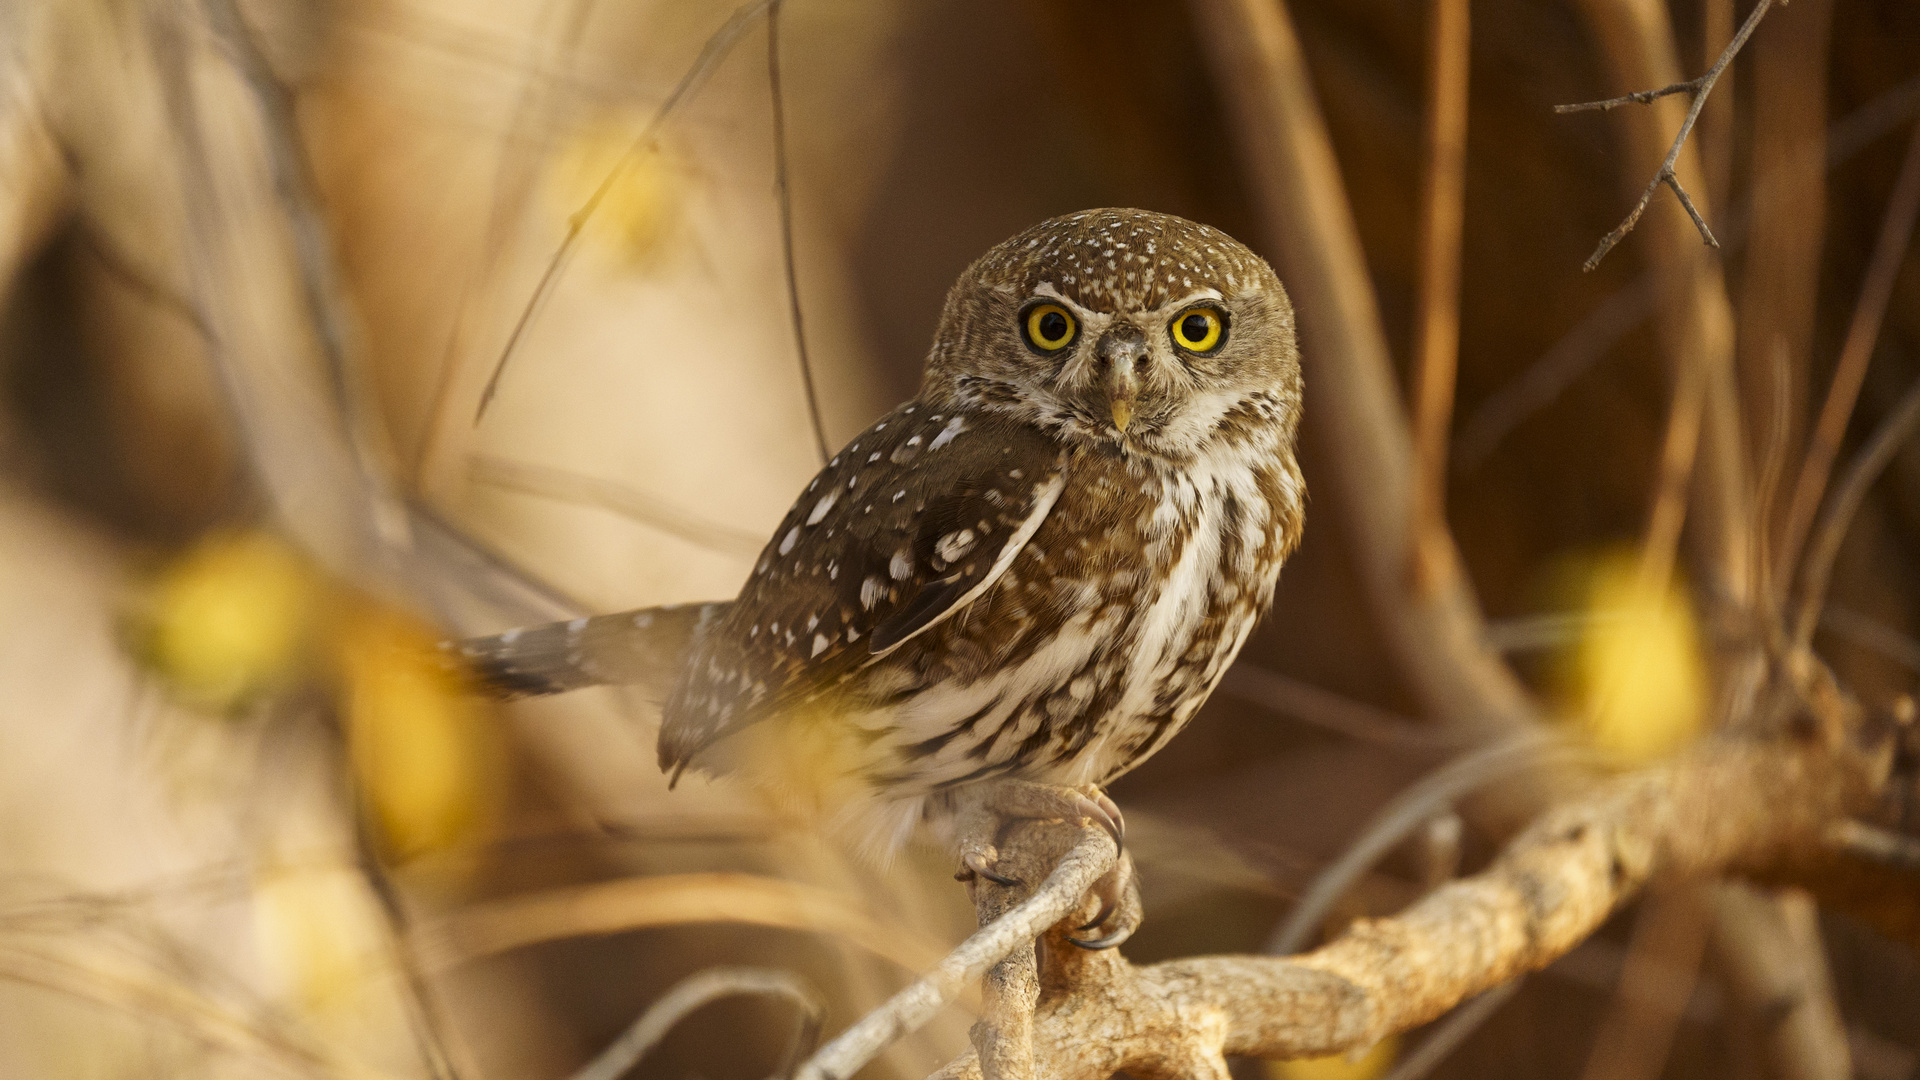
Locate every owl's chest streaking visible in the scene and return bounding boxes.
[658,397,1302,808]
[855,425,1302,795]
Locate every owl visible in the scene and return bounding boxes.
[455,209,1304,945]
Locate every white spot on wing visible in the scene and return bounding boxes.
[890,549,914,580]
[779,526,801,555]
[929,415,968,451]
[806,491,839,525]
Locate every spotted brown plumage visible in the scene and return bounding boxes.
[453,208,1305,869]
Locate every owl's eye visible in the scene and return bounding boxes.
[1170,306,1226,354]
[1021,303,1078,353]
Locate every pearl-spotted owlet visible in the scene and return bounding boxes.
[454,208,1304,946]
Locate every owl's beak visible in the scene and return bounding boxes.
[1095,327,1144,434]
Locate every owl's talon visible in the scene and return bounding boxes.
[1066,849,1140,949]
[1065,925,1135,950]
[1076,896,1116,932]
[1069,791,1125,851]
[963,850,1020,888]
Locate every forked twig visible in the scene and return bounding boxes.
[1557,0,1776,270]
[568,967,822,1080]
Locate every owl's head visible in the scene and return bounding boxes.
[921,208,1301,462]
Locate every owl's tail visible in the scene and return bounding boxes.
[444,601,730,698]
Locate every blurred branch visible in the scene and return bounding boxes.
[416,871,950,977]
[1189,0,1541,746]
[1215,665,1473,753]
[1777,121,1920,596]
[0,934,390,1080]
[569,967,821,1080]
[1556,0,1776,270]
[1265,732,1588,956]
[468,453,767,555]
[1407,0,1471,593]
[1790,378,1920,653]
[1376,978,1521,1080]
[901,735,1891,1080]
[1576,886,1711,1080]
[1710,884,1853,1080]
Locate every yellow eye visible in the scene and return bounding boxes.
[1171,307,1225,353]
[1022,303,1077,352]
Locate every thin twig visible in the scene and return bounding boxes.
[793,827,1116,1080]
[567,967,822,1080]
[1790,378,1920,652]
[1407,0,1471,594]
[472,0,776,422]
[1776,120,1920,594]
[1264,732,1585,955]
[767,0,831,465]
[1559,0,1776,270]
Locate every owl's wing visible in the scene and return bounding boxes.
[658,404,1069,775]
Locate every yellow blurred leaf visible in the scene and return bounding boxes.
[335,607,501,860]
[139,530,320,710]
[1267,1034,1400,1080]
[252,863,390,1014]
[1570,551,1706,764]
[549,118,682,266]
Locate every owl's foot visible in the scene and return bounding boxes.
[1065,848,1141,950]
[949,780,1125,887]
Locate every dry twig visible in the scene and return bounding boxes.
[1557,0,1777,270]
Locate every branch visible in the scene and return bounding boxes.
[915,737,1890,1080]
[1558,0,1777,270]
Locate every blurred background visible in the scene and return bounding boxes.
[0,0,1916,1077]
